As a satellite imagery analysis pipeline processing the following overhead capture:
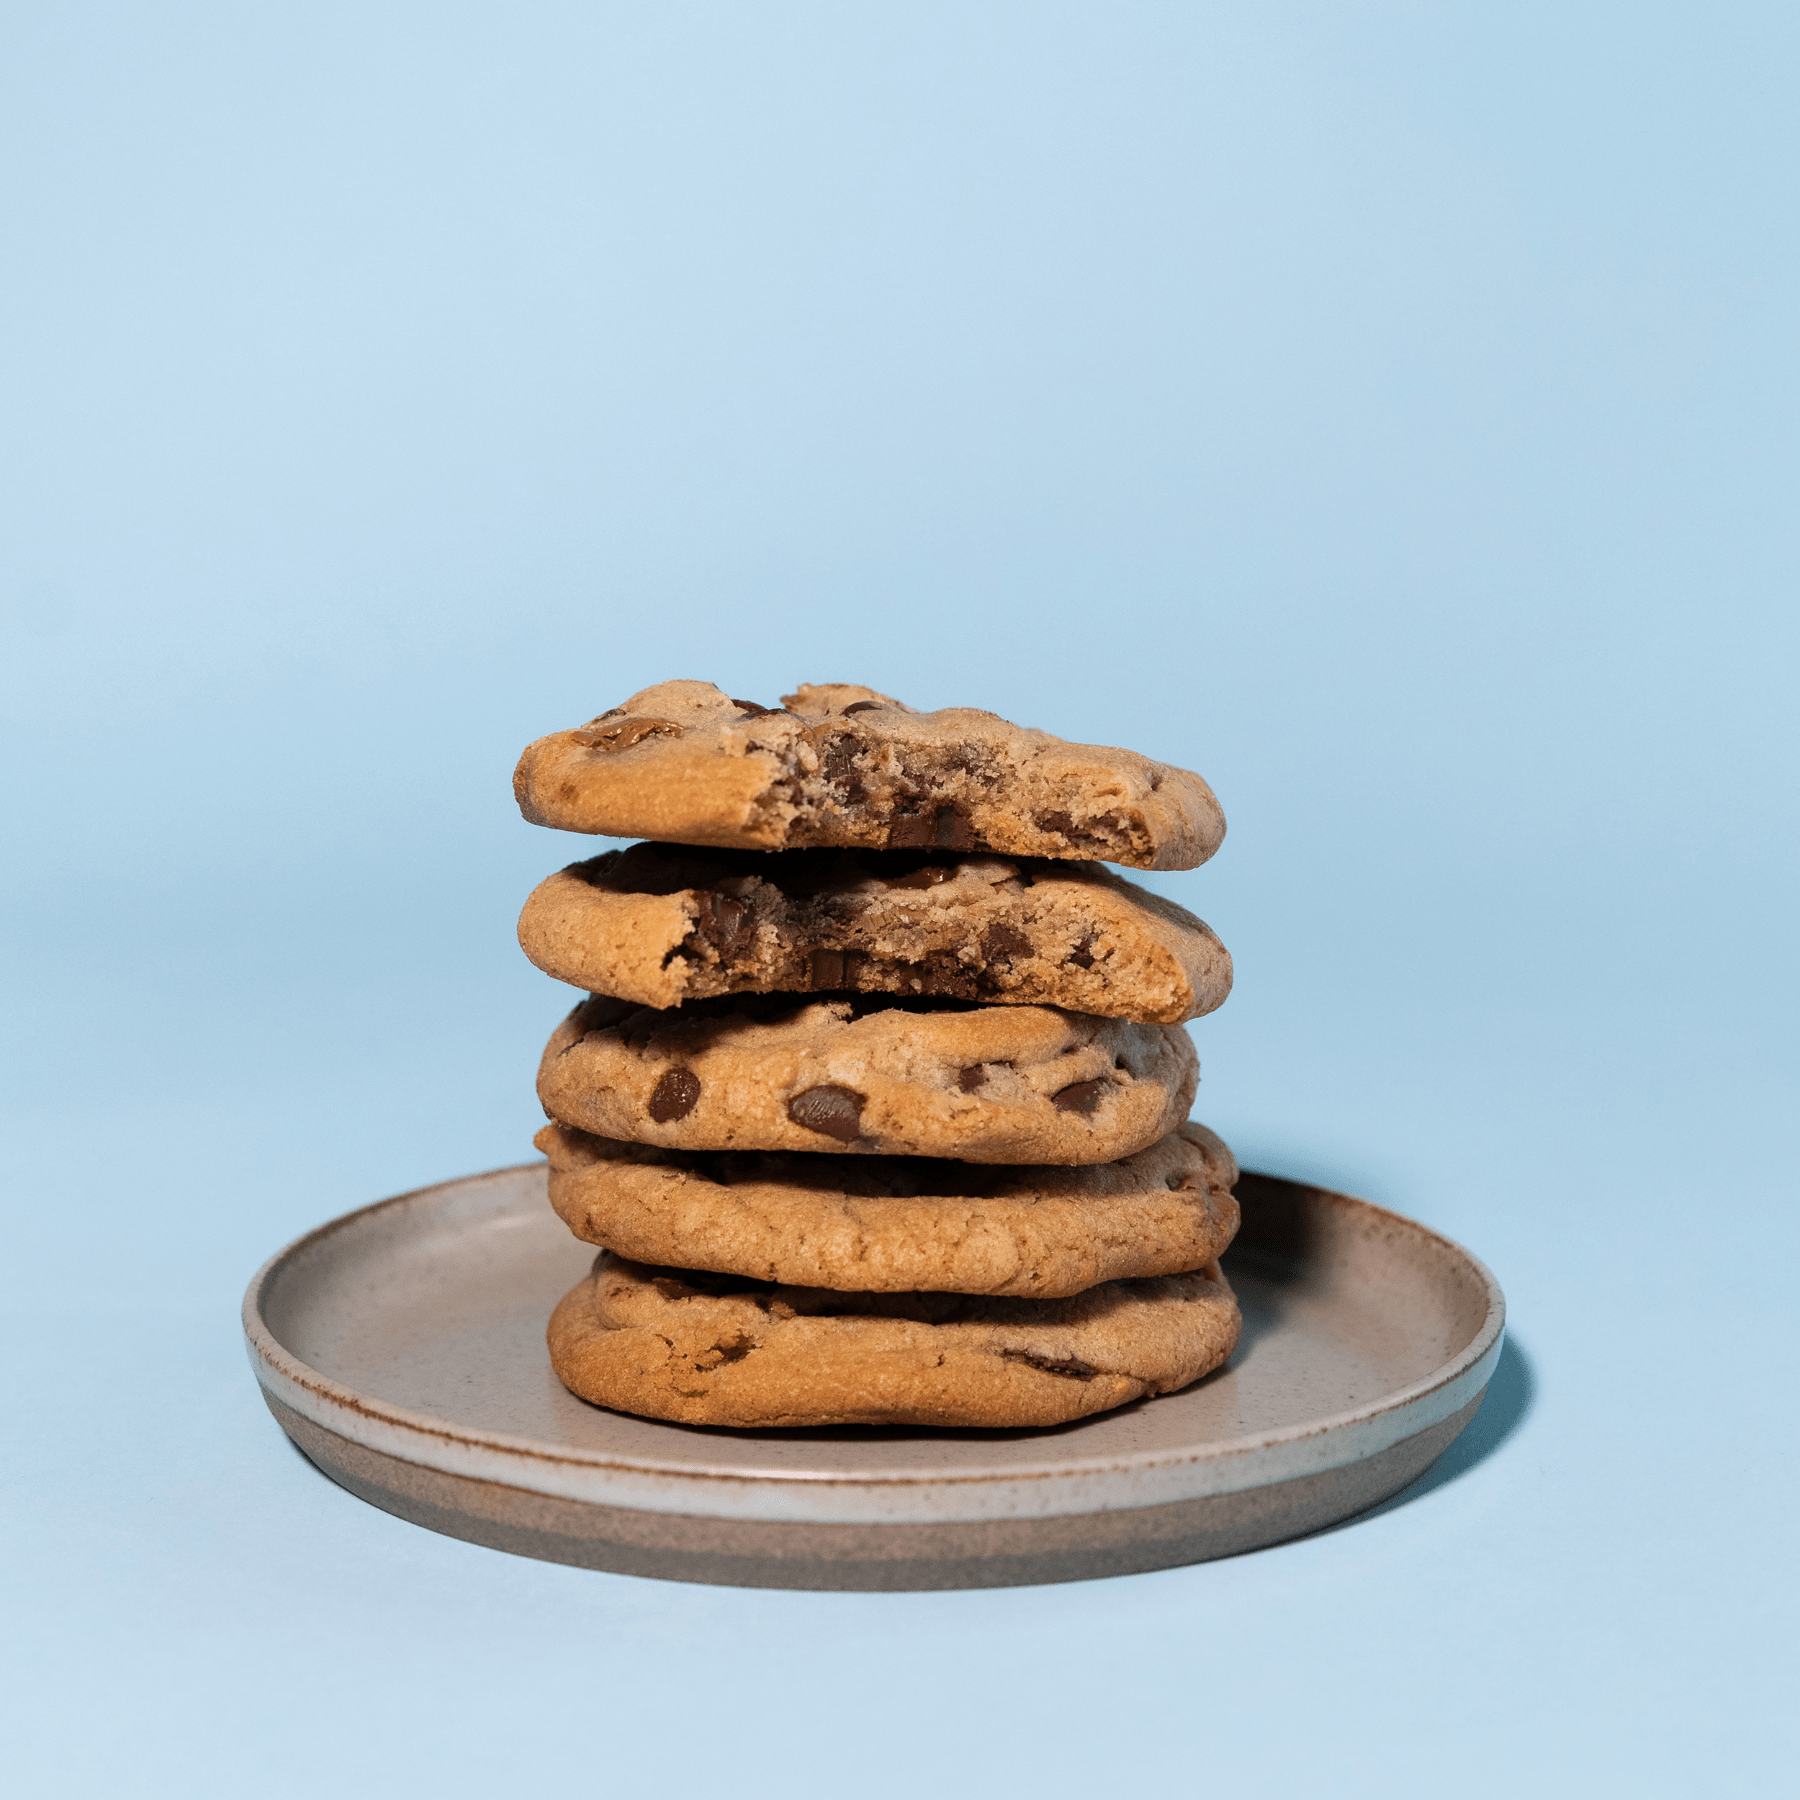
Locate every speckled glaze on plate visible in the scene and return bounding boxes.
[243,1164,1503,1590]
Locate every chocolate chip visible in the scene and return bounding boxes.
[648,1069,702,1122]
[811,948,846,988]
[691,891,755,958]
[886,806,935,849]
[842,700,885,714]
[919,952,977,998]
[730,698,774,716]
[933,805,979,850]
[956,1065,988,1092]
[822,734,866,801]
[572,715,684,751]
[1036,809,1075,837]
[980,923,1033,962]
[1051,1078,1107,1115]
[888,803,979,851]
[1068,932,1097,970]
[787,1084,865,1141]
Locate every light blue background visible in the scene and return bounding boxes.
[3,4,1794,1794]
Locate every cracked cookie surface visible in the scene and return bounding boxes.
[536,1118,1239,1297]
[513,679,1225,871]
[538,993,1198,1164]
[546,1250,1242,1428]
[517,841,1231,1024]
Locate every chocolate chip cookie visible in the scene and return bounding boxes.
[535,1118,1238,1297]
[538,993,1197,1164]
[517,842,1231,1024]
[513,680,1225,871]
[547,1250,1241,1428]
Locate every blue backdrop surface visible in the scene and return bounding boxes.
[3,4,1795,1795]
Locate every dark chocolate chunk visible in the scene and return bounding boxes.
[1068,932,1097,970]
[787,1084,865,1142]
[886,805,935,849]
[730,697,774,716]
[647,1068,702,1122]
[1035,809,1075,836]
[889,803,979,851]
[690,890,756,958]
[919,951,978,998]
[955,1065,988,1093]
[842,700,886,714]
[572,715,684,752]
[810,948,846,988]
[932,805,979,851]
[820,733,867,803]
[980,923,1033,962]
[1051,1078,1108,1115]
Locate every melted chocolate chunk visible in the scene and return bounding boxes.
[933,804,980,851]
[919,951,978,999]
[787,1084,865,1142]
[647,1068,702,1122]
[1051,1078,1108,1115]
[821,734,866,802]
[955,1065,988,1093]
[690,890,755,958]
[730,697,775,716]
[810,947,852,988]
[1067,932,1097,970]
[886,805,935,849]
[714,1335,758,1362]
[572,715,684,751]
[888,803,980,852]
[980,923,1033,962]
[1035,809,1075,837]
[842,700,886,714]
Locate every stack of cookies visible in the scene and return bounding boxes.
[513,680,1243,1430]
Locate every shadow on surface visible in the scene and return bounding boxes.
[1306,1333,1537,1539]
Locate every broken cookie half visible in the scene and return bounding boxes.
[517,841,1232,1024]
[512,679,1226,871]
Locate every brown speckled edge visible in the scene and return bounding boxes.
[245,1164,1504,1580]
[266,1387,1482,1590]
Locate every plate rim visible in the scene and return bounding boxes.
[243,1160,1505,1510]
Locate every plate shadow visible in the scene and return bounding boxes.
[1303,1332,1536,1540]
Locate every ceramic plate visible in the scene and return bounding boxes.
[244,1164,1503,1590]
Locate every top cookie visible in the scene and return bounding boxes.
[513,680,1225,871]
